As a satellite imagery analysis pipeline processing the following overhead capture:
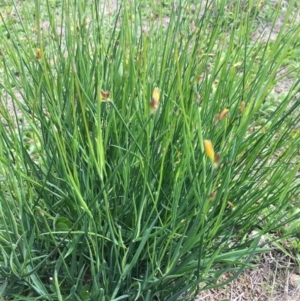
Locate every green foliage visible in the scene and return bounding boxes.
[0,0,299,300]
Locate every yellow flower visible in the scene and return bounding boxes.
[214,108,229,122]
[204,140,215,162]
[150,87,160,113]
[219,108,229,119]
[36,48,43,60]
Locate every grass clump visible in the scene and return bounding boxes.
[0,0,300,300]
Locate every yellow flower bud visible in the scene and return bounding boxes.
[36,48,43,60]
[219,108,229,119]
[204,139,215,162]
[215,108,229,122]
[150,87,160,113]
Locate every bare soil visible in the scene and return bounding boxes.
[196,251,300,301]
